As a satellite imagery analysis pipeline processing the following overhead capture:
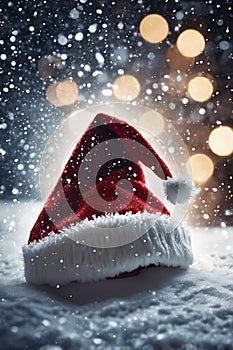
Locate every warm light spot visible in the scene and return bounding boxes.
[177,29,205,57]
[46,80,79,106]
[56,80,79,106]
[188,76,213,102]
[46,83,63,107]
[138,110,165,136]
[209,126,233,156]
[166,46,194,72]
[140,14,169,44]
[112,74,140,101]
[188,153,214,184]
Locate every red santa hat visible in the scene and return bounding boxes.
[23,113,194,285]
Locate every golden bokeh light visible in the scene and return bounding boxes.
[140,14,169,44]
[209,126,233,156]
[138,110,165,136]
[188,153,214,184]
[177,29,205,58]
[46,83,63,107]
[56,80,79,106]
[46,80,79,107]
[166,46,194,72]
[188,76,214,102]
[112,74,140,101]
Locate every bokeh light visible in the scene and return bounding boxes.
[188,76,214,102]
[140,14,169,44]
[112,74,140,101]
[209,126,233,156]
[46,80,79,106]
[56,79,79,106]
[166,46,194,72]
[188,153,214,184]
[138,110,165,136]
[38,55,64,80]
[177,29,205,58]
[45,83,63,107]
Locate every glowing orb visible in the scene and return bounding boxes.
[56,80,79,106]
[140,14,169,44]
[209,126,233,156]
[188,76,213,102]
[177,29,205,58]
[46,83,63,107]
[138,110,165,136]
[46,80,79,106]
[188,153,214,184]
[112,74,140,101]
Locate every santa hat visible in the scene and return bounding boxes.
[23,113,194,285]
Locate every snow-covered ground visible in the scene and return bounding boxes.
[0,201,233,350]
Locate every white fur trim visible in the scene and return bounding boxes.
[164,177,195,204]
[23,212,193,286]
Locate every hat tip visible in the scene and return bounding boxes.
[164,177,196,204]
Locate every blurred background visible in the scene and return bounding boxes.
[0,0,232,226]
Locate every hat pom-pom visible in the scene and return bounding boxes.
[164,177,195,204]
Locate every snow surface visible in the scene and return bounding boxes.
[0,201,233,350]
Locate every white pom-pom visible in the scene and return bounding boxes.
[164,177,195,204]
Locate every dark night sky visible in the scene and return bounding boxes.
[0,0,232,225]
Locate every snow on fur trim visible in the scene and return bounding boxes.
[23,212,193,286]
[164,177,195,204]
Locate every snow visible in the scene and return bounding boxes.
[1,201,233,349]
